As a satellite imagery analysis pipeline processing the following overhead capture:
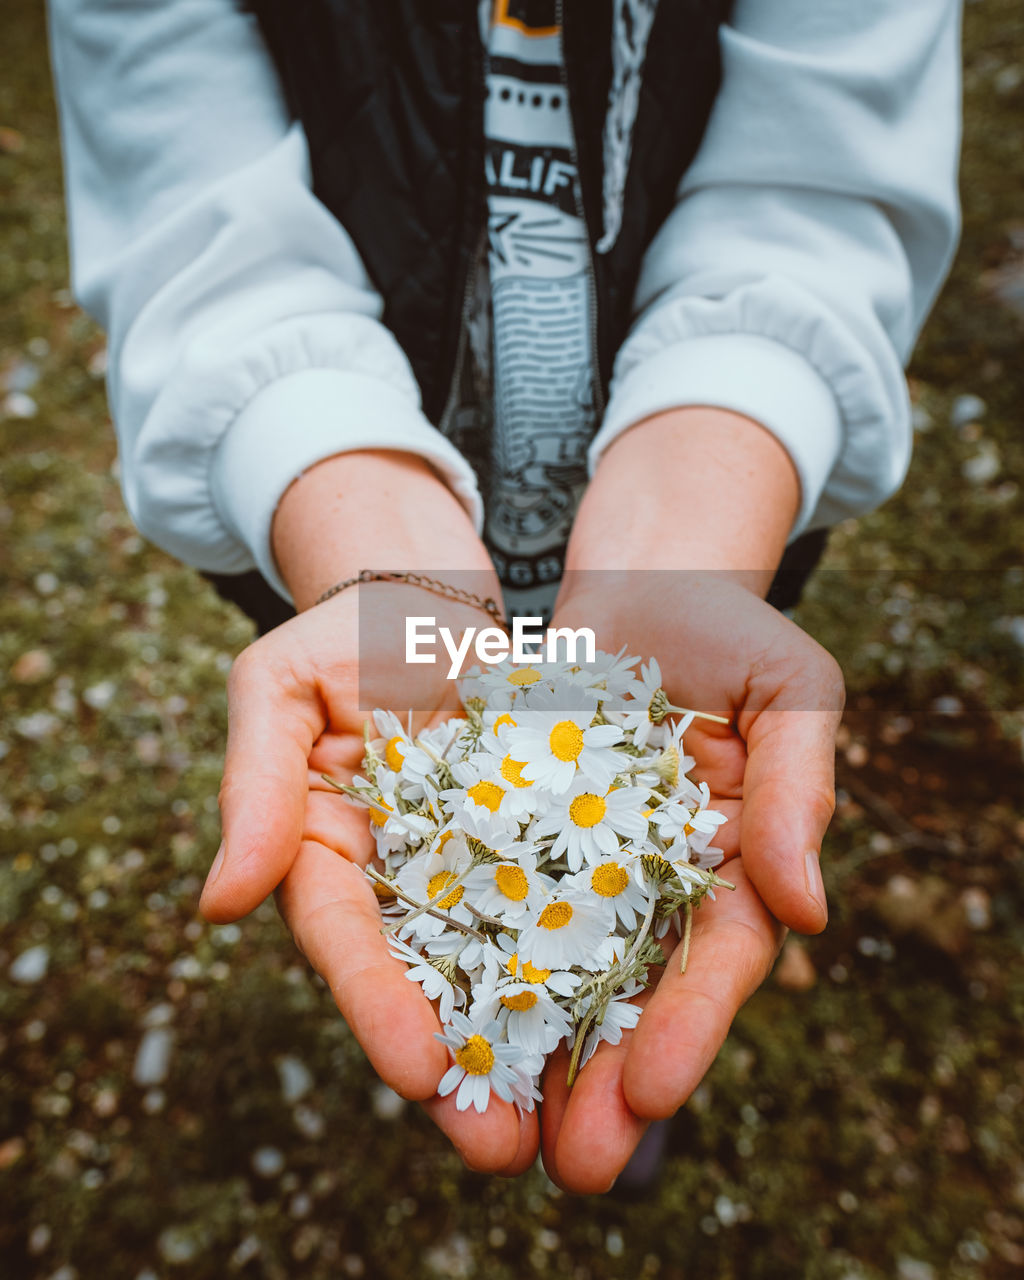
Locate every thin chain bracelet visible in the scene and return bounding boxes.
[314,569,510,633]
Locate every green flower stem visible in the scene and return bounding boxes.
[380,861,478,936]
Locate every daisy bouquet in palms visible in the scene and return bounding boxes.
[333,651,732,1115]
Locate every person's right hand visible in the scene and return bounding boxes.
[199,582,541,1175]
[198,449,539,1175]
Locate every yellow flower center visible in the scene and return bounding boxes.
[370,798,393,827]
[384,735,405,772]
[467,781,504,812]
[684,821,696,836]
[506,953,551,983]
[455,1035,495,1076]
[493,712,517,732]
[499,755,530,789]
[549,720,584,762]
[569,792,606,828]
[427,871,464,909]
[500,991,539,1012]
[436,830,454,851]
[494,864,529,902]
[372,879,396,900]
[507,668,541,687]
[591,863,630,898]
[538,901,573,931]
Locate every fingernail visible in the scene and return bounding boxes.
[804,850,827,921]
[204,841,226,893]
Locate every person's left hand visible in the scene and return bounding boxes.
[535,572,843,1193]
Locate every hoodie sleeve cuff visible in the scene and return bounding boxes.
[210,368,484,602]
[588,333,843,539]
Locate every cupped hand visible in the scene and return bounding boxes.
[199,587,540,1176]
[537,572,844,1192]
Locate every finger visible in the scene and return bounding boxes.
[623,863,784,1119]
[739,636,844,933]
[303,788,376,864]
[201,643,324,922]
[421,1092,539,1177]
[541,1038,649,1195]
[277,839,449,1099]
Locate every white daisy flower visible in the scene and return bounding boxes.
[651,781,728,857]
[506,679,622,795]
[612,657,666,749]
[436,1012,526,1113]
[462,848,553,922]
[515,887,612,971]
[387,936,466,1023]
[422,927,490,977]
[530,780,651,872]
[353,767,433,856]
[442,753,543,826]
[490,935,583,998]
[566,851,652,931]
[507,1058,545,1114]
[394,839,474,942]
[577,982,644,1069]
[432,805,524,859]
[471,657,569,700]
[567,645,640,702]
[472,974,573,1056]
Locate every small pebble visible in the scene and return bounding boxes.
[714,1195,739,1227]
[3,391,38,419]
[950,393,987,427]
[142,1003,175,1029]
[962,442,1001,485]
[897,1259,936,1280]
[276,1055,314,1105]
[15,712,61,741]
[28,1224,52,1255]
[961,887,991,930]
[911,403,933,433]
[83,681,117,711]
[251,1145,285,1178]
[12,649,54,683]
[158,1227,199,1266]
[371,1083,406,1121]
[10,945,50,984]
[293,1105,325,1140]
[3,358,40,392]
[132,1028,174,1086]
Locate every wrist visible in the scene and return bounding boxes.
[566,407,801,598]
[272,450,498,611]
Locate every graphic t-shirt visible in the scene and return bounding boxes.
[447,0,598,620]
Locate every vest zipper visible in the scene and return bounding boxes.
[556,0,606,421]
[438,233,483,440]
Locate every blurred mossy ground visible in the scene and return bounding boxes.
[1,2,1023,1278]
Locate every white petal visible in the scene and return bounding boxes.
[438,1065,464,1097]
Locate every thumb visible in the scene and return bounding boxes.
[738,624,844,934]
[200,642,324,923]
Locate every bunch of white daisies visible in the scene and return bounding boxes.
[333,651,731,1115]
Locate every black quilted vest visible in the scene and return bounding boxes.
[211,0,828,631]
